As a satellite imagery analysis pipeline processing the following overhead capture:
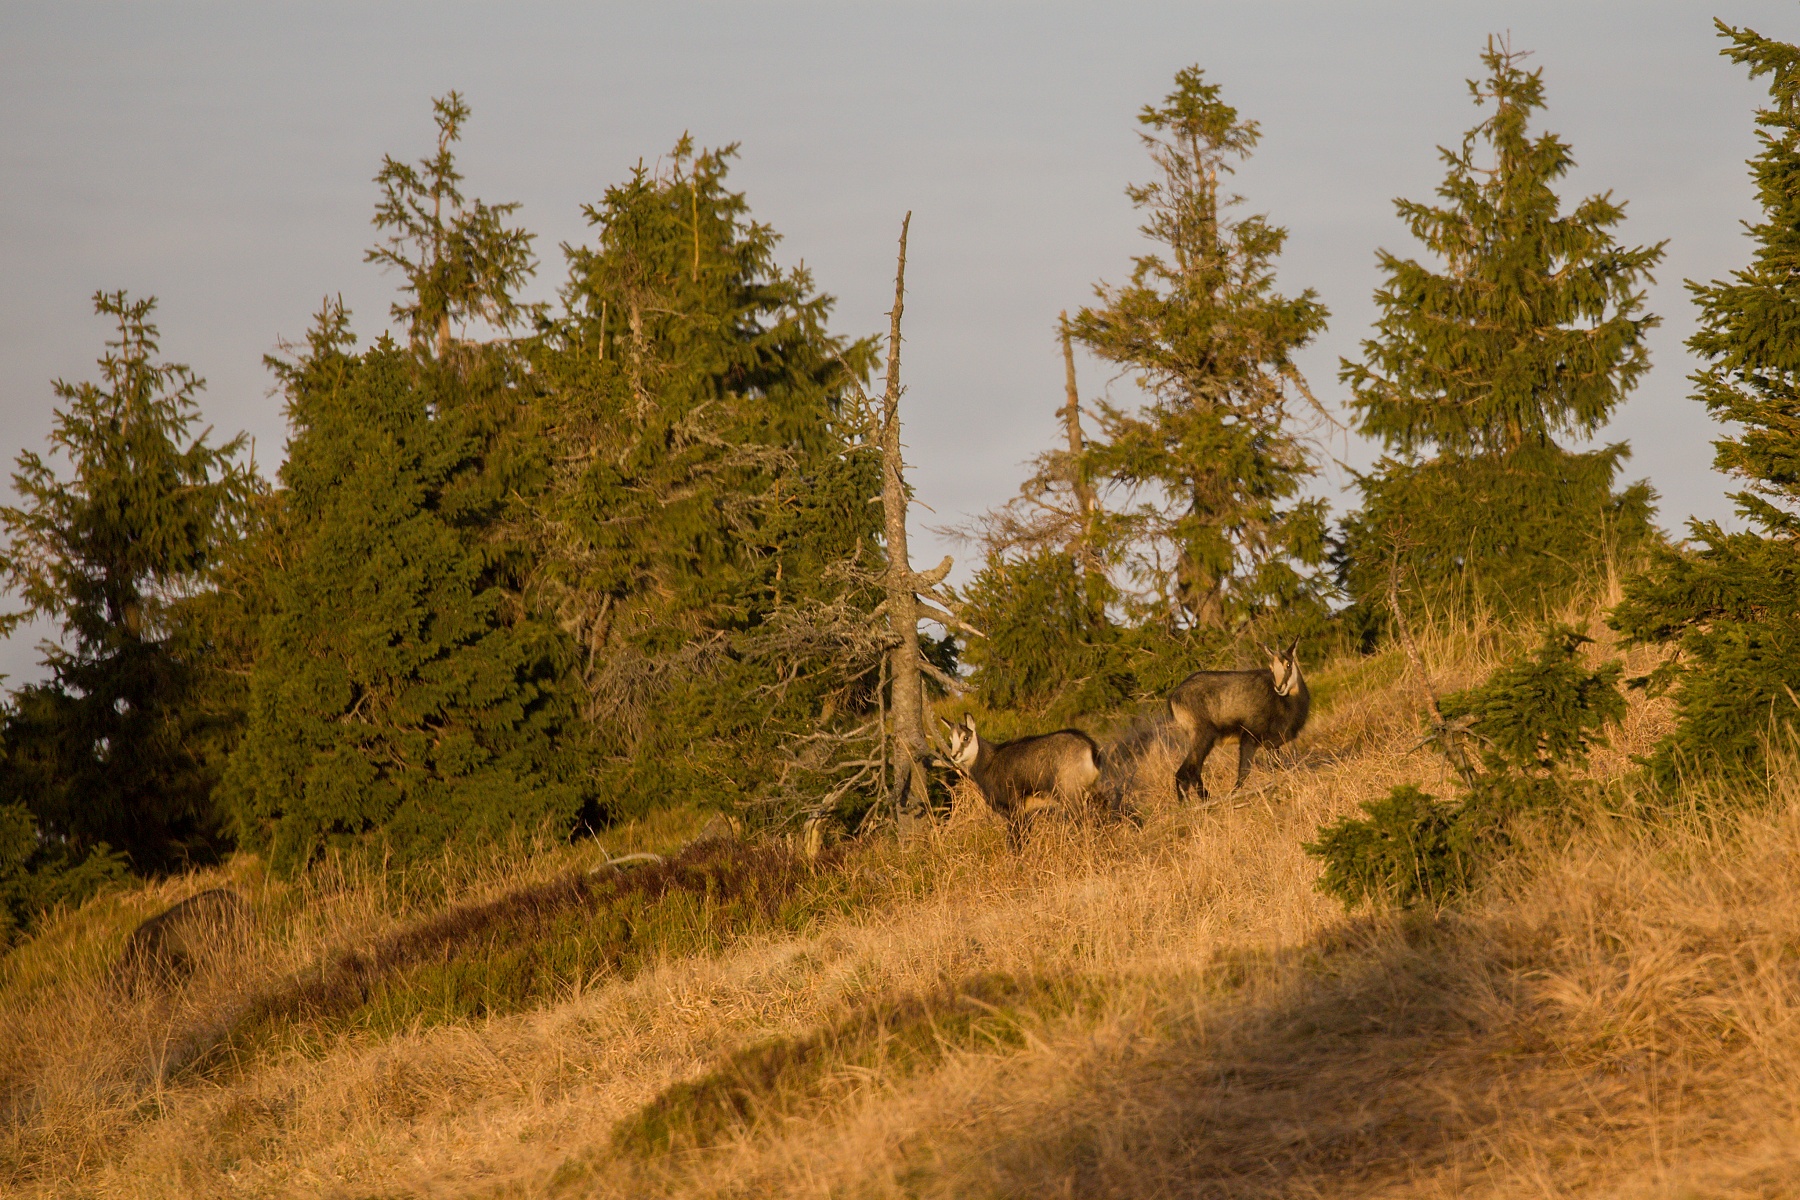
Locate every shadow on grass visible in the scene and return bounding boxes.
[588,905,1704,1197]
[953,912,1653,1199]
[611,971,1108,1158]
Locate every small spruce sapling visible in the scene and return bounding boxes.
[1305,626,1625,908]
[0,803,127,946]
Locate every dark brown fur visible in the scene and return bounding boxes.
[946,716,1103,845]
[113,887,251,994]
[1167,640,1310,801]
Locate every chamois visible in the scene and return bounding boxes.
[1167,638,1310,801]
[943,714,1103,846]
[112,887,251,995]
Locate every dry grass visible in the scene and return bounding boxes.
[9,597,1800,1198]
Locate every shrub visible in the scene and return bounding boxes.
[1306,625,1624,908]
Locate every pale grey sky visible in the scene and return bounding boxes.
[1,1,1792,683]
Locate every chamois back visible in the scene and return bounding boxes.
[113,887,250,995]
[1166,638,1311,799]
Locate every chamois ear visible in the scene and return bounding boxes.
[1285,637,1301,663]
[963,713,978,734]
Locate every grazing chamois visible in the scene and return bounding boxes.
[943,714,1103,846]
[112,887,251,995]
[1167,638,1310,801]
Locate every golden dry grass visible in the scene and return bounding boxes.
[9,600,1800,1198]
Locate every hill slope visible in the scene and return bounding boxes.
[7,604,1800,1198]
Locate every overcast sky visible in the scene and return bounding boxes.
[2,1,1794,684]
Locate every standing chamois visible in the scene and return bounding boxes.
[943,714,1103,846]
[1167,638,1310,801]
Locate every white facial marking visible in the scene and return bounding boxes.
[1274,653,1300,697]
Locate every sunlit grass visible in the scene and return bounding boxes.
[14,590,1800,1198]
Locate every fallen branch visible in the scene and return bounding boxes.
[588,852,666,876]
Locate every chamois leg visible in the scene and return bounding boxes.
[1175,727,1217,803]
[1234,737,1259,791]
[993,788,1026,851]
[1005,800,1039,851]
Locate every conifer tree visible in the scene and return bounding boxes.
[225,99,589,870]
[1306,625,1625,908]
[0,292,253,874]
[530,138,888,823]
[1339,38,1664,623]
[366,92,536,357]
[1612,22,1800,787]
[1071,66,1330,635]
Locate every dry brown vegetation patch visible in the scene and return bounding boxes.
[12,601,1800,1198]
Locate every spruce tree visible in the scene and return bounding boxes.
[1612,22,1800,788]
[530,138,885,822]
[958,548,1122,715]
[225,99,590,870]
[1071,66,1330,637]
[1340,38,1664,623]
[1306,625,1626,908]
[0,292,254,874]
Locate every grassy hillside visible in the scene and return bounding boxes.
[8,595,1800,1198]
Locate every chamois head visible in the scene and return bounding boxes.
[945,714,981,770]
[1261,638,1304,697]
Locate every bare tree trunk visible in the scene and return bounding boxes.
[878,214,931,833]
[1059,312,1100,573]
[627,299,649,417]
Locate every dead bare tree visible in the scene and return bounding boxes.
[874,213,980,833]
[1059,312,1101,572]
[744,214,977,837]
[944,312,1107,575]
